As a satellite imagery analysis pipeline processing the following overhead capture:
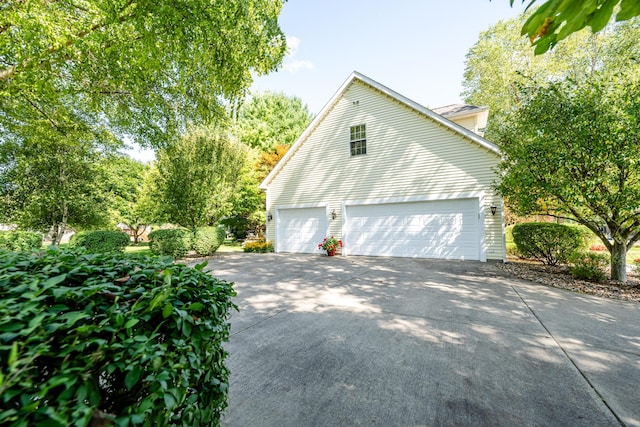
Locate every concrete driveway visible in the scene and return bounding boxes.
[195,253,640,426]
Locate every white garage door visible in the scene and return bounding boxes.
[277,207,327,253]
[345,199,480,260]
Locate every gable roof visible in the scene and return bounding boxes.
[260,71,500,190]
[432,103,489,119]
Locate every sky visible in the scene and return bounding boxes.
[127,1,530,161]
[251,0,530,114]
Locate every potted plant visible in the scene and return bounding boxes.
[318,236,343,256]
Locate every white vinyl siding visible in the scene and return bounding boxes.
[450,116,478,133]
[265,80,503,260]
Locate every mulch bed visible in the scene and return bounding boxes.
[496,259,640,303]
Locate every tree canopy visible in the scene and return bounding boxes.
[0,125,116,244]
[494,71,640,281]
[463,12,640,136]
[235,92,313,151]
[154,125,247,229]
[508,0,640,53]
[0,0,286,148]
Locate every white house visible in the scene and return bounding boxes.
[260,72,505,262]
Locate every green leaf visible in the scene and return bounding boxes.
[124,366,142,390]
[193,261,208,271]
[162,303,173,319]
[148,288,171,312]
[617,0,640,21]
[181,321,192,337]
[130,413,145,425]
[590,0,618,32]
[163,392,176,409]
[116,313,124,327]
[42,274,67,289]
[8,342,18,368]
[124,319,139,329]
[186,302,204,312]
[61,311,89,327]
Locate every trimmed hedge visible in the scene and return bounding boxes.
[0,230,42,251]
[148,229,193,258]
[512,222,583,266]
[242,240,274,253]
[192,226,225,256]
[70,230,131,253]
[0,248,236,426]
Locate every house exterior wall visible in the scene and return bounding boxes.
[450,116,478,133]
[265,80,504,260]
[447,110,488,136]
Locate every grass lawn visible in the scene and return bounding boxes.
[125,244,152,256]
[627,245,640,264]
[123,240,243,256]
[217,240,244,253]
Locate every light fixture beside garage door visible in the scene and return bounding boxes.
[490,205,497,216]
[267,212,273,221]
[330,209,337,220]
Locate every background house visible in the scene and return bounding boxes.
[260,72,505,261]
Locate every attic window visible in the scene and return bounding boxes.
[350,124,366,156]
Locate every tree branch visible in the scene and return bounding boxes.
[20,92,61,132]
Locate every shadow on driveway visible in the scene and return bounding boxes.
[191,253,640,427]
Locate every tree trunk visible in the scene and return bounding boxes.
[50,223,59,247]
[610,241,627,282]
[52,203,68,246]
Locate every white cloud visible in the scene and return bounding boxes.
[282,35,313,74]
[286,36,302,56]
[283,59,314,73]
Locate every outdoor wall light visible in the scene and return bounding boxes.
[330,209,337,220]
[267,212,273,221]
[490,205,497,216]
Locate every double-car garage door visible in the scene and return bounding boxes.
[276,198,481,260]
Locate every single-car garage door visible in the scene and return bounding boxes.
[345,199,480,260]
[277,207,327,253]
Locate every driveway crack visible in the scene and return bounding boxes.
[511,285,625,426]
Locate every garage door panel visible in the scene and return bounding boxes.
[345,199,479,260]
[277,207,326,254]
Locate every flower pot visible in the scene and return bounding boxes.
[327,249,336,257]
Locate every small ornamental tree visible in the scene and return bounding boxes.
[0,248,237,426]
[155,125,246,229]
[495,72,640,281]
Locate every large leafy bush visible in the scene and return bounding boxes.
[192,226,226,256]
[70,230,131,253]
[0,248,236,426]
[512,222,583,265]
[148,229,193,258]
[0,231,42,251]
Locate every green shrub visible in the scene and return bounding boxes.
[512,222,583,266]
[569,251,609,282]
[0,247,236,426]
[0,230,42,251]
[69,230,131,253]
[148,229,193,258]
[192,226,226,256]
[242,240,274,253]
